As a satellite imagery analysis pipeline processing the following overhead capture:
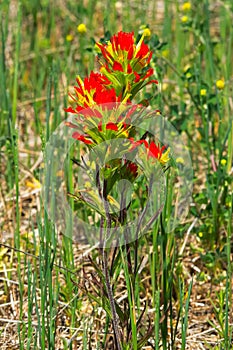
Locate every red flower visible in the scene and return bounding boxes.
[96,31,158,98]
[145,141,166,159]
[113,61,124,72]
[111,31,135,52]
[98,122,119,132]
[136,41,149,59]
[134,72,141,83]
[144,141,170,164]
[97,31,153,73]
[127,64,133,74]
[129,138,147,151]
[64,106,77,113]
[125,161,138,177]
[64,71,120,113]
[122,159,138,180]
[129,138,170,165]
[72,132,93,145]
[94,88,120,105]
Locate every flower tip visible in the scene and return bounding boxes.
[143,28,151,37]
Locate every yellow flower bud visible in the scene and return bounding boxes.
[220,159,227,166]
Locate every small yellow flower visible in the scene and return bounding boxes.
[182,2,191,11]
[161,49,169,58]
[181,15,189,23]
[25,178,41,189]
[198,232,203,238]
[220,159,227,166]
[216,79,225,90]
[66,34,73,42]
[200,89,207,96]
[77,23,87,34]
[143,28,151,37]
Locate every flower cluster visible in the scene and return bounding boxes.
[66,31,158,114]
[130,139,170,165]
[97,31,158,98]
[65,30,170,185]
[65,72,120,114]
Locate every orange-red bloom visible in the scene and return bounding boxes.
[96,31,158,98]
[125,161,138,177]
[129,138,170,165]
[98,122,119,132]
[72,132,93,145]
[65,71,121,114]
[145,141,165,159]
[97,31,153,72]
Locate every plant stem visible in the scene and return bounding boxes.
[97,168,122,350]
[103,248,122,350]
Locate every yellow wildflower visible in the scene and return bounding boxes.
[161,49,169,58]
[77,23,87,34]
[216,79,225,90]
[200,89,207,96]
[25,178,41,189]
[181,15,189,23]
[182,2,191,11]
[66,34,73,42]
[220,159,227,166]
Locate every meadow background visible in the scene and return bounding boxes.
[0,0,232,349]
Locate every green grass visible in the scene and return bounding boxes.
[0,0,232,349]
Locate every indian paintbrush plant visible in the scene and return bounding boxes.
[64,31,185,349]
